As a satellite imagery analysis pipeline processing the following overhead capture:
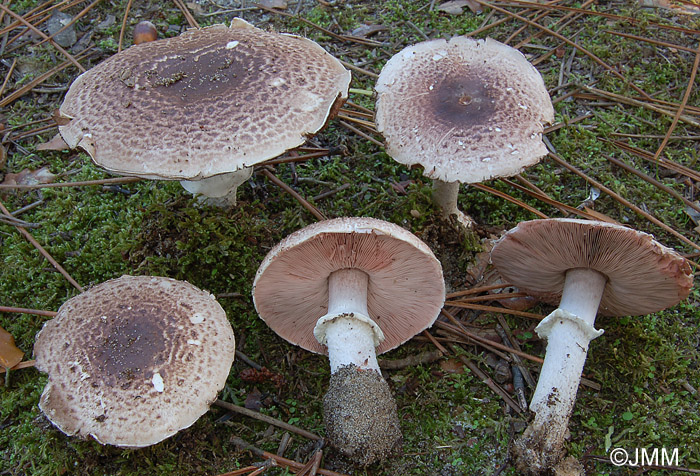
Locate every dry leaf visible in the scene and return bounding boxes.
[390,179,414,195]
[1,166,57,186]
[36,133,69,151]
[259,0,288,9]
[500,293,538,311]
[439,358,466,374]
[437,0,482,14]
[0,326,24,369]
[51,109,71,126]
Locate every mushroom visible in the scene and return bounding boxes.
[252,217,445,464]
[33,275,236,447]
[490,218,693,474]
[58,18,350,206]
[133,21,158,45]
[375,36,554,228]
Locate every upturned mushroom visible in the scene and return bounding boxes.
[375,36,554,228]
[252,217,445,465]
[58,18,350,205]
[490,218,693,474]
[33,275,236,447]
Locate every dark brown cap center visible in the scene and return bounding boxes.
[431,77,495,127]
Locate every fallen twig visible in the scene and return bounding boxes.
[0,4,85,72]
[471,183,549,219]
[609,140,700,182]
[651,40,700,171]
[338,120,383,147]
[473,0,652,99]
[117,0,134,52]
[0,200,84,292]
[0,360,36,374]
[447,283,515,299]
[450,344,523,414]
[445,301,545,321]
[0,306,56,317]
[260,168,326,221]
[436,317,543,364]
[214,399,321,441]
[582,87,700,128]
[496,317,536,389]
[0,177,142,190]
[604,154,700,216]
[0,50,91,108]
[173,0,199,28]
[231,437,348,476]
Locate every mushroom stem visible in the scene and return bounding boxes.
[180,167,253,204]
[314,268,383,373]
[432,179,474,228]
[314,268,401,464]
[432,179,460,215]
[515,267,607,472]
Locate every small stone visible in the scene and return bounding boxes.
[96,14,116,32]
[46,11,77,48]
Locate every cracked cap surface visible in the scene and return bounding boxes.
[34,275,236,447]
[58,19,351,180]
[375,36,554,183]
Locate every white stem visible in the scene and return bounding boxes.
[180,167,253,200]
[432,179,475,228]
[526,268,607,455]
[432,179,460,216]
[327,268,369,316]
[313,269,384,373]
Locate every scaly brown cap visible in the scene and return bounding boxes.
[252,217,445,355]
[490,218,693,316]
[34,275,236,447]
[58,19,351,180]
[375,36,554,183]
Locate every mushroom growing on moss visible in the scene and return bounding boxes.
[252,217,445,465]
[58,18,350,206]
[33,275,236,448]
[375,36,554,228]
[490,218,693,474]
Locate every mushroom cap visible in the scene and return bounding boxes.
[252,217,445,355]
[490,218,694,316]
[375,36,554,183]
[33,275,236,447]
[58,18,351,181]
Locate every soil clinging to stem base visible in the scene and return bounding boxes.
[323,364,403,466]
